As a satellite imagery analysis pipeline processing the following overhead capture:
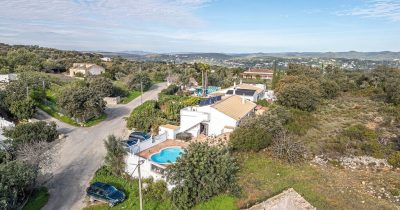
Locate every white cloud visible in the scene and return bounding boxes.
[0,0,210,26]
[341,0,400,21]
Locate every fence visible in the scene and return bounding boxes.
[130,132,168,154]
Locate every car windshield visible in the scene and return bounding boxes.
[104,185,118,195]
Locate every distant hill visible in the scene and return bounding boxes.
[98,51,400,61]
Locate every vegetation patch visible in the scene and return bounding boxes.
[22,187,49,210]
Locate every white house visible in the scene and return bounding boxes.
[0,73,18,83]
[225,83,266,102]
[69,63,105,77]
[100,57,112,62]
[179,95,256,137]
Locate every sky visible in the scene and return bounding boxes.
[0,0,399,53]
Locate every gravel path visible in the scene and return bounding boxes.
[37,83,167,210]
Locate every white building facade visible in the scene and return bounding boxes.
[179,95,256,137]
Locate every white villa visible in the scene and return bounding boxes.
[69,63,105,77]
[179,95,256,137]
[225,83,266,102]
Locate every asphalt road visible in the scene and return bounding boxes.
[38,83,167,210]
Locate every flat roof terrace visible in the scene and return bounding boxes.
[138,139,189,159]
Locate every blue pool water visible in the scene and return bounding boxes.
[150,147,184,164]
[195,86,221,96]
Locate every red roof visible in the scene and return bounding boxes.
[243,68,273,74]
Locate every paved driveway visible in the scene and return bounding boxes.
[38,83,167,210]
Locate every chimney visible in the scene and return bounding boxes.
[240,79,243,84]
[242,95,245,104]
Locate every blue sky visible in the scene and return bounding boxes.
[0,0,399,52]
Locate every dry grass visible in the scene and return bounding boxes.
[236,152,400,210]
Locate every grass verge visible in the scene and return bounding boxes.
[120,91,141,104]
[22,187,49,210]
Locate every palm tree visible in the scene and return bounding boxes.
[104,135,127,176]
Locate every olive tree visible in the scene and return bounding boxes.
[166,142,239,209]
[57,86,106,122]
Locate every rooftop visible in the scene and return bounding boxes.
[243,68,273,74]
[211,95,256,121]
[247,188,316,210]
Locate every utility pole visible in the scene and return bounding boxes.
[26,86,29,99]
[140,64,143,105]
[138,153,143,210]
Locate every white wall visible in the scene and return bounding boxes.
[180,107,209,132]
[88,66,105,75]
[159,127,179,139]
[207,108,237,136]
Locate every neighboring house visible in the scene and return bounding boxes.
[242,68,274,80]
[179,95,256,137]
[225,82,266,102]
[69,63,105,77]
[100,57,112,62]
[0,117,15,147]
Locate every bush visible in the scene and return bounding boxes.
[160,84,180,96]
[270,131,306,163]
[4,121,58,146]
[256,99,270,107]
[143,179,169,201]
[230,122,272,152]
[176,132,192,141]
[388,152,400,168]
[126,100,162,131]
[321,79,340,99]
[0,161,36,210]
[167,142,239,209]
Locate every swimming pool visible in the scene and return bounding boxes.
[150,147,184,164]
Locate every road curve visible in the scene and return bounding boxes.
[39,83,167,210]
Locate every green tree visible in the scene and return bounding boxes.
[3,121,58,146]
[57,86,106,122]
[8,98,35,120]
[104,135,127,176]
[277,83,321,111]
[126,100,162,131]
[0,161,36,210]
[230,116,273,152]
[86,76,114,97]
[167,142,239,209]
[125,72,151,91]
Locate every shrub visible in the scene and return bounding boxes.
[0,161,36,210]
[4,121,58,146]
[167,142,239,209]
[143,179,169,201]
[160,84,180,96]
[256,99,270,107]
[388,152,400,168]
[270,131,306,163]
[126,100,162,131]
[321,79,340,99]
[277,79,321,111]
[230,123,272,152]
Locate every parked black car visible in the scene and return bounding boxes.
[87,182,125,207]
[128,131,151,142]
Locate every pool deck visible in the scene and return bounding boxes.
[138,139,189,159]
